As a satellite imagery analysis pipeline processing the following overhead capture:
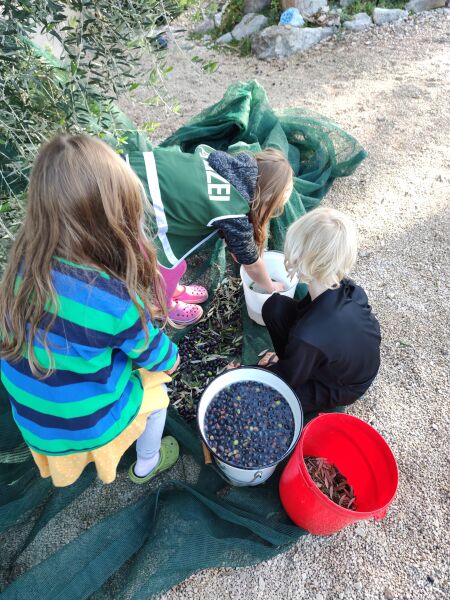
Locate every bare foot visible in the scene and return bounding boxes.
[225,360,241,370]
[258,351,279,367]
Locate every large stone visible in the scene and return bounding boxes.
[405,0,446,12]
[343,12,372,31]
[281,0,328,18]
[279,7,305,27]
[193,18,215,34]
[373,7,408,25]
[252,25,333,59]
[244,0,271,14]
[231,13,268,40]
[214,12,223,28]
[216,32,233,44]
[315,7,341,26]
[339,0,355,7]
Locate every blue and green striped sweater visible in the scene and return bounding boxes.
[0,258,178,456]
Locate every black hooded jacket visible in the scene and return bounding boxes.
[262,279,381,413]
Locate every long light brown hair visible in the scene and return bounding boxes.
[0,134,167,377]
[250,148,294,253]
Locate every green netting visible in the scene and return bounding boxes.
[0,79,365,598]
[163,80,366,359]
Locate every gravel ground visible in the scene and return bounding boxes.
[2,8,449,600]
[124,8,450,600]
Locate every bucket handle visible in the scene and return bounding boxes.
[252,471,263,482]
[215,466,265,486]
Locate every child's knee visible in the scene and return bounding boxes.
[262,293,289,323]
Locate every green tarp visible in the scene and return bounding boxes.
[0,80,365,599]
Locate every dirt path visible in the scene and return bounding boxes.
[122,9,450,600]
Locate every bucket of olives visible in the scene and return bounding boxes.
[197,367,303,486]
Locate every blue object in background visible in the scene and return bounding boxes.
[279,8,305,28]
[156,34,168,49]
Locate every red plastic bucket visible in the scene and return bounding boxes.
[279,413,398,535]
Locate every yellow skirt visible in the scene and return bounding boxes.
[31,370,171,487]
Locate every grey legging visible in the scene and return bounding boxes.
[136,407,167,460]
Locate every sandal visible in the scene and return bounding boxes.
[169,300,203,325]
[128,436,179,484]
[173,284,208,305]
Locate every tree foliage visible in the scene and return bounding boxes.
[0,0,177,244]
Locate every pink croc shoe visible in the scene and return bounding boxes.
[173,284,208,305]
[169,300,203,325]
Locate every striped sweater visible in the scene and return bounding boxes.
[0,258,178,456]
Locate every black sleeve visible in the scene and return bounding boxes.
[213,217,259,265]
[266,339,359,414]
[267,338,322,392]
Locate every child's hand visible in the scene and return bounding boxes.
[272,282,285,293]
[166,355,180,375]
[258,351,279,367]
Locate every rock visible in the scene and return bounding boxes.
[193,18,215,34]
[281,0,328,18]
[258,576,266,591]
[405,0,446,12]
[355,582,363,592]
[343,12,372,32]
[355,524,366,537]
[252,25,333,59]
[216,32,233,44]
[315,8,341,26]
[340,0,355,7]
[244,0,271,14]
[214,12,223,28]
[383,588,395,600]
[373,8,408,25]
[232,13,268,41]
[279,8,305,27]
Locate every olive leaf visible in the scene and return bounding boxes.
[305,456,357,511]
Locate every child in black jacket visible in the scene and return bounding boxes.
[260,207,381,414]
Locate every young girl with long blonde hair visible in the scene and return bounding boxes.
[125,145,294,325]
[0,135,180,486]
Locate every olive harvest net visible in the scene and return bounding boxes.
[0,79,365,599]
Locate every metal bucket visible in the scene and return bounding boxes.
[240,251,298,326]
[197,367,303,486]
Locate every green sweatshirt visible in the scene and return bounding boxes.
[126,144,250,268]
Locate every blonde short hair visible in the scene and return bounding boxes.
[284,207,357,289]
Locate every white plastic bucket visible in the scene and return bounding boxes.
[197,367,303,487]
[240,251,298,326]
